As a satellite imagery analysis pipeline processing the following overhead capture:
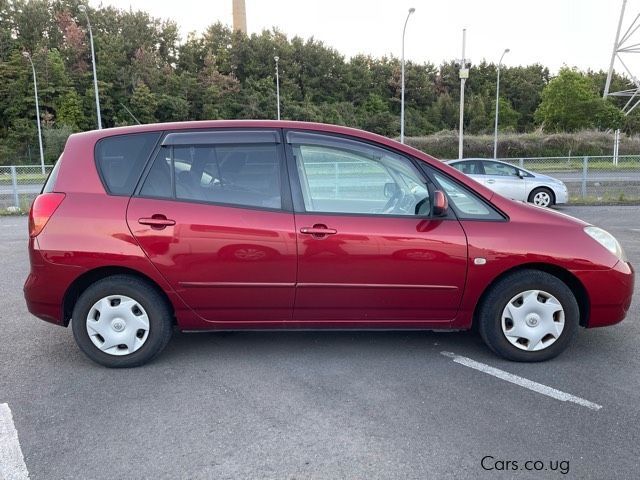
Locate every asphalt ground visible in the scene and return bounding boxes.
[0,205,638,479]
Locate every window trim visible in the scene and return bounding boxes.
[162,129,281,147]
[134,128,293,213]
[283,130,451,220]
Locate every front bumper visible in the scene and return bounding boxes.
[576,260,634,328]
[555,184,569,204]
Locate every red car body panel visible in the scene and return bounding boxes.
[23,120,634,333]
[293,214,467,325]
[127,197,297,326]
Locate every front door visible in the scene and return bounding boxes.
[480,160,527,201]
[286,131,468,325]
[127,129,296,325]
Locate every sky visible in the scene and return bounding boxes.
[91,0,640,75]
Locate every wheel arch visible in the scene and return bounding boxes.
[472,263,590,329]
[62,266,176,327]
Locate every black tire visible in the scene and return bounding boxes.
[71,275,173,368]
[477,270,579,362]
[527,187,555,207]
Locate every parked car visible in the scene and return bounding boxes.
[446,158,569,208]
[24,121,633,367]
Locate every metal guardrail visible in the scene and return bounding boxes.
[1,156,639,211]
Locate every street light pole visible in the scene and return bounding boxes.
[400,7,415,144]
[458,28,468,160]
[493,48,510,159]
[22,52,45,175]
[79,5,102,129]
[274,56,281,120]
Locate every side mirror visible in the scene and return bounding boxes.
[384,182,399,198]
[433,190,448,216]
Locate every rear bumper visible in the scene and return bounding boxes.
[23,238,82,326]
[577,260,634,328]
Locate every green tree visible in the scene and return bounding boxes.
[489,97,521,133]
[42,124,72,162]
[535,68,622,132]
[130,82,157,124]
[57,89,84,130]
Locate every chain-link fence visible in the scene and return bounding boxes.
[1,156,639,212]
[0,165,52,212]
[497,155,640,202]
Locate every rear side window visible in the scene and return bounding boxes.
[95,133,161,195]
[451,161,481,175]
[140,143,283,210]
[42,156,62,193]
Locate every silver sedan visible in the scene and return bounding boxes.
[446,159,569,208]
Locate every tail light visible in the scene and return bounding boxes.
[28,193,65,238]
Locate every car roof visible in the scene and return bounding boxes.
[70,120,392,147]
[448,158,507,163]
[69,119,438,167]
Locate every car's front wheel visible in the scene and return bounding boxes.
[528,187,555,207]
[71,275,173,368]
[478,270,579,362]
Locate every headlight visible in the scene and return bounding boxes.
[584,226,626,261]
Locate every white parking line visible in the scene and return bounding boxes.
[441,352,602,411]
[0,403,30,480]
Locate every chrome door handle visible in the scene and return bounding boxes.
[486,179,496,184]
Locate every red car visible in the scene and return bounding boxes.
[24,121,634,367]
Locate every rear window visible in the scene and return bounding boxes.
[42,156,62,193]
[95,133,161,195]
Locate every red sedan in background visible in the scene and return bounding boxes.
[24,121,634,367]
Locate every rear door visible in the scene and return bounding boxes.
[126,129,297,325]
[450,160,484,185]
[285,131,468,325]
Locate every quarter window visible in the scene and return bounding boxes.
[95,133,161,195]
[140,143,282,209]
[292,142,430,216]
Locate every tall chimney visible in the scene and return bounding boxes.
[232,0,247,34]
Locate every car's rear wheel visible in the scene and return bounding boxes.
[478,270,579,362]
[71,275,173,368]
[528,187,555,207]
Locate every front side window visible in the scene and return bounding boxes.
[292,142,430,216]
[433,172,503,220]
[140,143,282,209]
[482,161,519,177]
